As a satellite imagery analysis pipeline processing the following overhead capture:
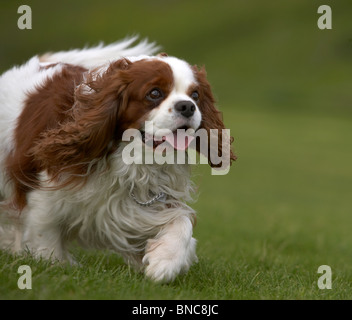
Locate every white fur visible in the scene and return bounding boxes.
[0,39,199,282]
[39,36,160,69]
[21,146,197,273]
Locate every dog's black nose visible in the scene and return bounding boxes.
[175,100,196,118]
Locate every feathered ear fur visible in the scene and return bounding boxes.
[193,66,237,169]
[29,58,132,186]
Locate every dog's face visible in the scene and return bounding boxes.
[140,57,202,136]
[114,56,204,151]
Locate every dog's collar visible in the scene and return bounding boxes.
[130,191,167,207]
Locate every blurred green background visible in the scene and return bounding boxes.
[1,0,351,115]
[1,0,352,299]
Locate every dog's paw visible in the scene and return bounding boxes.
[142,237,197,283]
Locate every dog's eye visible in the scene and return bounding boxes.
[191,91,199,102]
[146,88,164,102]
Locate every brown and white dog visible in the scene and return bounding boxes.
[0,38,235,282]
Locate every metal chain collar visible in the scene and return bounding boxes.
[130,191,167,207]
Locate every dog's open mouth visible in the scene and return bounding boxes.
[141,126,195,150]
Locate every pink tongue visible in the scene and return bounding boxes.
[164,131,194,150]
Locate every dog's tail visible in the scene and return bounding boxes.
[39,36,161,69]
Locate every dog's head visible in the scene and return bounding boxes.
[31,55,236,182]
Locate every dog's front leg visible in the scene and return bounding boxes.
[143,215,198,282]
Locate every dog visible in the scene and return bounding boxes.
[0,37,236,282]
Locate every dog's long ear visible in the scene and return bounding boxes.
[29,58,132,185]
[193,66,237,170]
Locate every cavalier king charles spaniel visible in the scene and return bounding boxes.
[0,37,235,282]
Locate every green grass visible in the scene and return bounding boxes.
[1,0,352,299]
